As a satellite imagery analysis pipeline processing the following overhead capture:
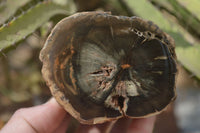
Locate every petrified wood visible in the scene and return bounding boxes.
[40,12,177,124]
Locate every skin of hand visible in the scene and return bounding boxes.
[0,98,156,133]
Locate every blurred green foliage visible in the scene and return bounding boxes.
[0,0,75,53]
[0,0,30,24]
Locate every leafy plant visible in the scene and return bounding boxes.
[0,0,75,53]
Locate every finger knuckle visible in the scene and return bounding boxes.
[14,108,27,117]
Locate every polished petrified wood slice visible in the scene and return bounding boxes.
[40,12,177,124]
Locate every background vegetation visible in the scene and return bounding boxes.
[0,0,200,132]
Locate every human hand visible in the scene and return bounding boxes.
[0,98,156,133]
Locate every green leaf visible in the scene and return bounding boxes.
[125,0,172,31]
[0,1,74,52]
[177,0,200,20]
[149,0,200,40]
[176,45,200,80]
[0,0,30,25]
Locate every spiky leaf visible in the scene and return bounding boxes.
[0,0,30,24]
[0,1,74,52]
